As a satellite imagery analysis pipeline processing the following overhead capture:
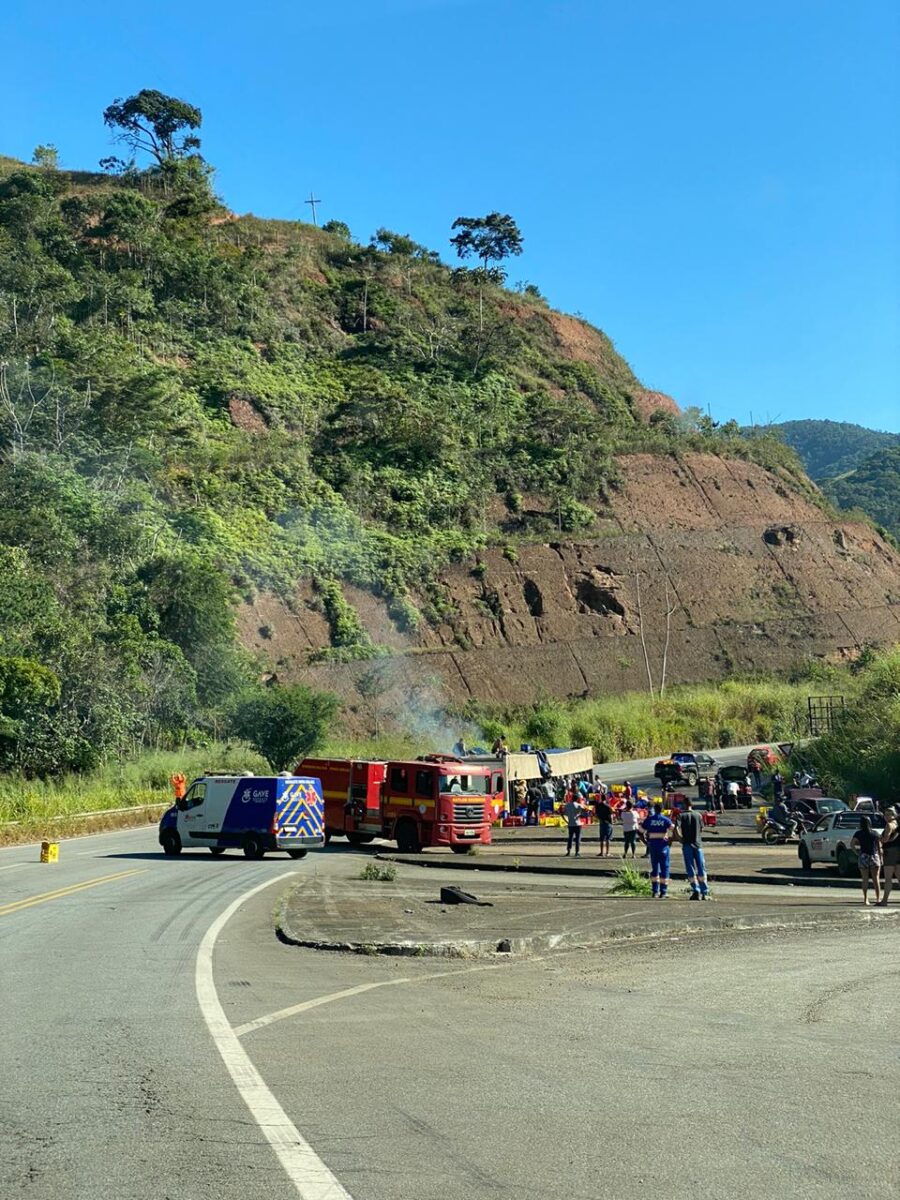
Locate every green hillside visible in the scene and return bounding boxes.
[0,95,810,774]
[821,446,900,540]
[764,419,898,480]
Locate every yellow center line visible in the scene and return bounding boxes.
[0,868,146,918]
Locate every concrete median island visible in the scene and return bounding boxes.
[276,875,899,959]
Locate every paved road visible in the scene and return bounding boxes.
[593,741,763,794]
[5,742,890,1200]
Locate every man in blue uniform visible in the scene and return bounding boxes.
[643,801,673,898]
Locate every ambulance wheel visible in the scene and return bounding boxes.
[286,849,307,859]
[346,833,374,847]
[243,834,266,860]
[209,847,226,857]
[161,831,182,857]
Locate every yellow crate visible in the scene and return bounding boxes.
[40,840,59,863]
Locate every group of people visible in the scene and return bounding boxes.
[850,809,900,906]
[558,790,710,899]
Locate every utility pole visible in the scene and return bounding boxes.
[305,192,321,226]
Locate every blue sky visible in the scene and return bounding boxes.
[2,0,897,430]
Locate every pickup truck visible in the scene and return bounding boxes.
[798,810,885,875]
[654,752,718,788]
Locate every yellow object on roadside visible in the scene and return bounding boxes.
[39,840,59,863]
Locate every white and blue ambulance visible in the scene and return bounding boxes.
[158,773,325,859]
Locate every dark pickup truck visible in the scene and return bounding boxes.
[654,752,718,788]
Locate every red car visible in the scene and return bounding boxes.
[747,746,778,770]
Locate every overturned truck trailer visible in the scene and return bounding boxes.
[467,747,595,810]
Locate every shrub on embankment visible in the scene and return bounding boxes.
[806,647,900,803]
[468,676,838,762]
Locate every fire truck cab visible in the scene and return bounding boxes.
[297,756,495,853]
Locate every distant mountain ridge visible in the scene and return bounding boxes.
[762,419,899,480]
[821,446,900,541]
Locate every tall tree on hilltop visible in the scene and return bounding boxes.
[450,212,523,331]
[450,212,523,274]
[103,89,202,167]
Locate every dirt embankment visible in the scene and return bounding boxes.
[236,453,900,731]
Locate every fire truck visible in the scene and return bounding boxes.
[296,756,497,853]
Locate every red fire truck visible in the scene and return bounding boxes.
[296,756,496,853]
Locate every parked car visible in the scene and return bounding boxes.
[789,795,847,821]
[715,765,754,808]
[654,752,718,788]
[747,746,778,770]
[798,809,884,874]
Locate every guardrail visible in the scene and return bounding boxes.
[1,801,168,828]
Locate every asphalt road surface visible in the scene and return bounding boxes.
[595,741,766,795]
[4,750,894,1200]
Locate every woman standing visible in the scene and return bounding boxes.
[851,817,883,906]
[877,807,899,906]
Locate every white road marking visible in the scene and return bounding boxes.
[0,862,27,873]
[234,979,410,1037]
[195,873,355,1200]
[236,959,514,1038]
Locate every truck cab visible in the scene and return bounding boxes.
[384,759,494,854]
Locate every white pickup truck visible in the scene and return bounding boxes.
[798,810,885,875]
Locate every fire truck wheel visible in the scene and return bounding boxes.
[395,820,422,854]
[346,833,374,847]
[451,844,474,855]
[286,849,307,859]
[242,834,266,860]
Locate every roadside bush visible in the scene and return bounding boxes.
[229,683,339,770]
[359,862,396,882]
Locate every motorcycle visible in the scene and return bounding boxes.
[761,814,813,845]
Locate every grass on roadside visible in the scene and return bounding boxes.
[0,744,269,826]
[609,863,653,897]
[359,862,397,882]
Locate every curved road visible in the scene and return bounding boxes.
[3,798,897,1198]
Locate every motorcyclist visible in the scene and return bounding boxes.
[768,796,793,833]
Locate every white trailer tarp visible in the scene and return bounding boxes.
[468,747,594,783]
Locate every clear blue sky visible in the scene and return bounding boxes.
[2,0,898,430]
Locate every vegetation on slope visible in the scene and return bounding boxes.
[0,92,818,774]
[807,647,900,803]
[463,677,825,763]
[820,446,900,541]
[762,419,898,480]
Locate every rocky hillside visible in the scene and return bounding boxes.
[0,112,897,765]
[242,453,900,730]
